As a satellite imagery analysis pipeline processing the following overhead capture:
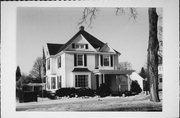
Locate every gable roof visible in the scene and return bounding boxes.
[47,26,120,55]
[47,43,64,55]
[57,28,105,53]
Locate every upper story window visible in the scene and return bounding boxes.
[100,55,113,67]
[77,54,83,66]
[57,56,61,68]
[74,54,87,67]
[103,55,110,66]
[72,43,88,50]
[47,59,50,70]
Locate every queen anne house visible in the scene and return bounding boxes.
[44,26,134,94]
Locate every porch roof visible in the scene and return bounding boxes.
[23,83,46,87]
[72,68,91,72]
[94,70,135,75]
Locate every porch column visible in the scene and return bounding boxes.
[103,74,105,83]
[98,54,101,68]
[99,75,101,86]
[49,77,51,90]
[127,75,131,91]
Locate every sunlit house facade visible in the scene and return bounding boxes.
[44,26,132,94]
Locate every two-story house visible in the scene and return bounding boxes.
[44,26,132,94]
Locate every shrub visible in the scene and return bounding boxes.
[123,91,132,97]
[46,91,57,99]
[56,87,95,97]
[55,88,76,97]
[96,83,111,97]
[130,80,142,94]
[111,92,123,97]
[76,88,95,97]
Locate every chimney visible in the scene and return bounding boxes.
[79,26,84,30]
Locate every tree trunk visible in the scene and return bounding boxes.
[148,8,160,102]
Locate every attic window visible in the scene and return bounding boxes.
[74,44,88,49]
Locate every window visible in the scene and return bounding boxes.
[51,77,56,89]
[76,44,80,49]
[57,76,61,89]
[57,56,61,68]
[77,54,83,66]
[47,59,50,70]
[80,44,84,49]
[47,77,50,89]
[75,75,88,88]
[74,54,87,67]
[73,44,88,49]
[103,55,110,66]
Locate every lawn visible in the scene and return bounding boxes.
[16,93,162,111]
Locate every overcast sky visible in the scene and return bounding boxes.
[17,7,161,74]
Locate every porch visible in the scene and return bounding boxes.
[94,70,134,94]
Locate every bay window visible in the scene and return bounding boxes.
[51,77,56,89]
[57,56,61,68]
[57,76,62,89]
[75,75,88,88]
[47,59,50,70]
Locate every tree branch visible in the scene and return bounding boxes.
[78,7,98,27]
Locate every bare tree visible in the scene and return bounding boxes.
[30,57,43,81]
[16,66,21,81]
[147,8,160,102]
[78,7,161,102]
[118,62,132,71]
[42,48,46,83]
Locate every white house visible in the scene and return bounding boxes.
[44,26,133,94]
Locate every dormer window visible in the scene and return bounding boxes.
[72,43,88,49]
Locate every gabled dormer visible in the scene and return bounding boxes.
[65,34,96,52]
[99,43,116,53]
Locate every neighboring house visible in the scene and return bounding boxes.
[44,26,132,94]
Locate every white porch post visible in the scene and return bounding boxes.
[56,76,58,89]
[99,75,101,86]
[46,77,48,90]
[88,73,91,88]
[127,75,131,91]
[49,76,51,90]
[99,54,101,68]
[103,74,105,83]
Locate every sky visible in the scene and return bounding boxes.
[17,7,152,74]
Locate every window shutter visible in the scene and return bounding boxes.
[100,55,103,66]
[85,44,88,49]
[110,55,113,67]
[74,54,77,66]
[72,43,75,49]
[84,54,87,66]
